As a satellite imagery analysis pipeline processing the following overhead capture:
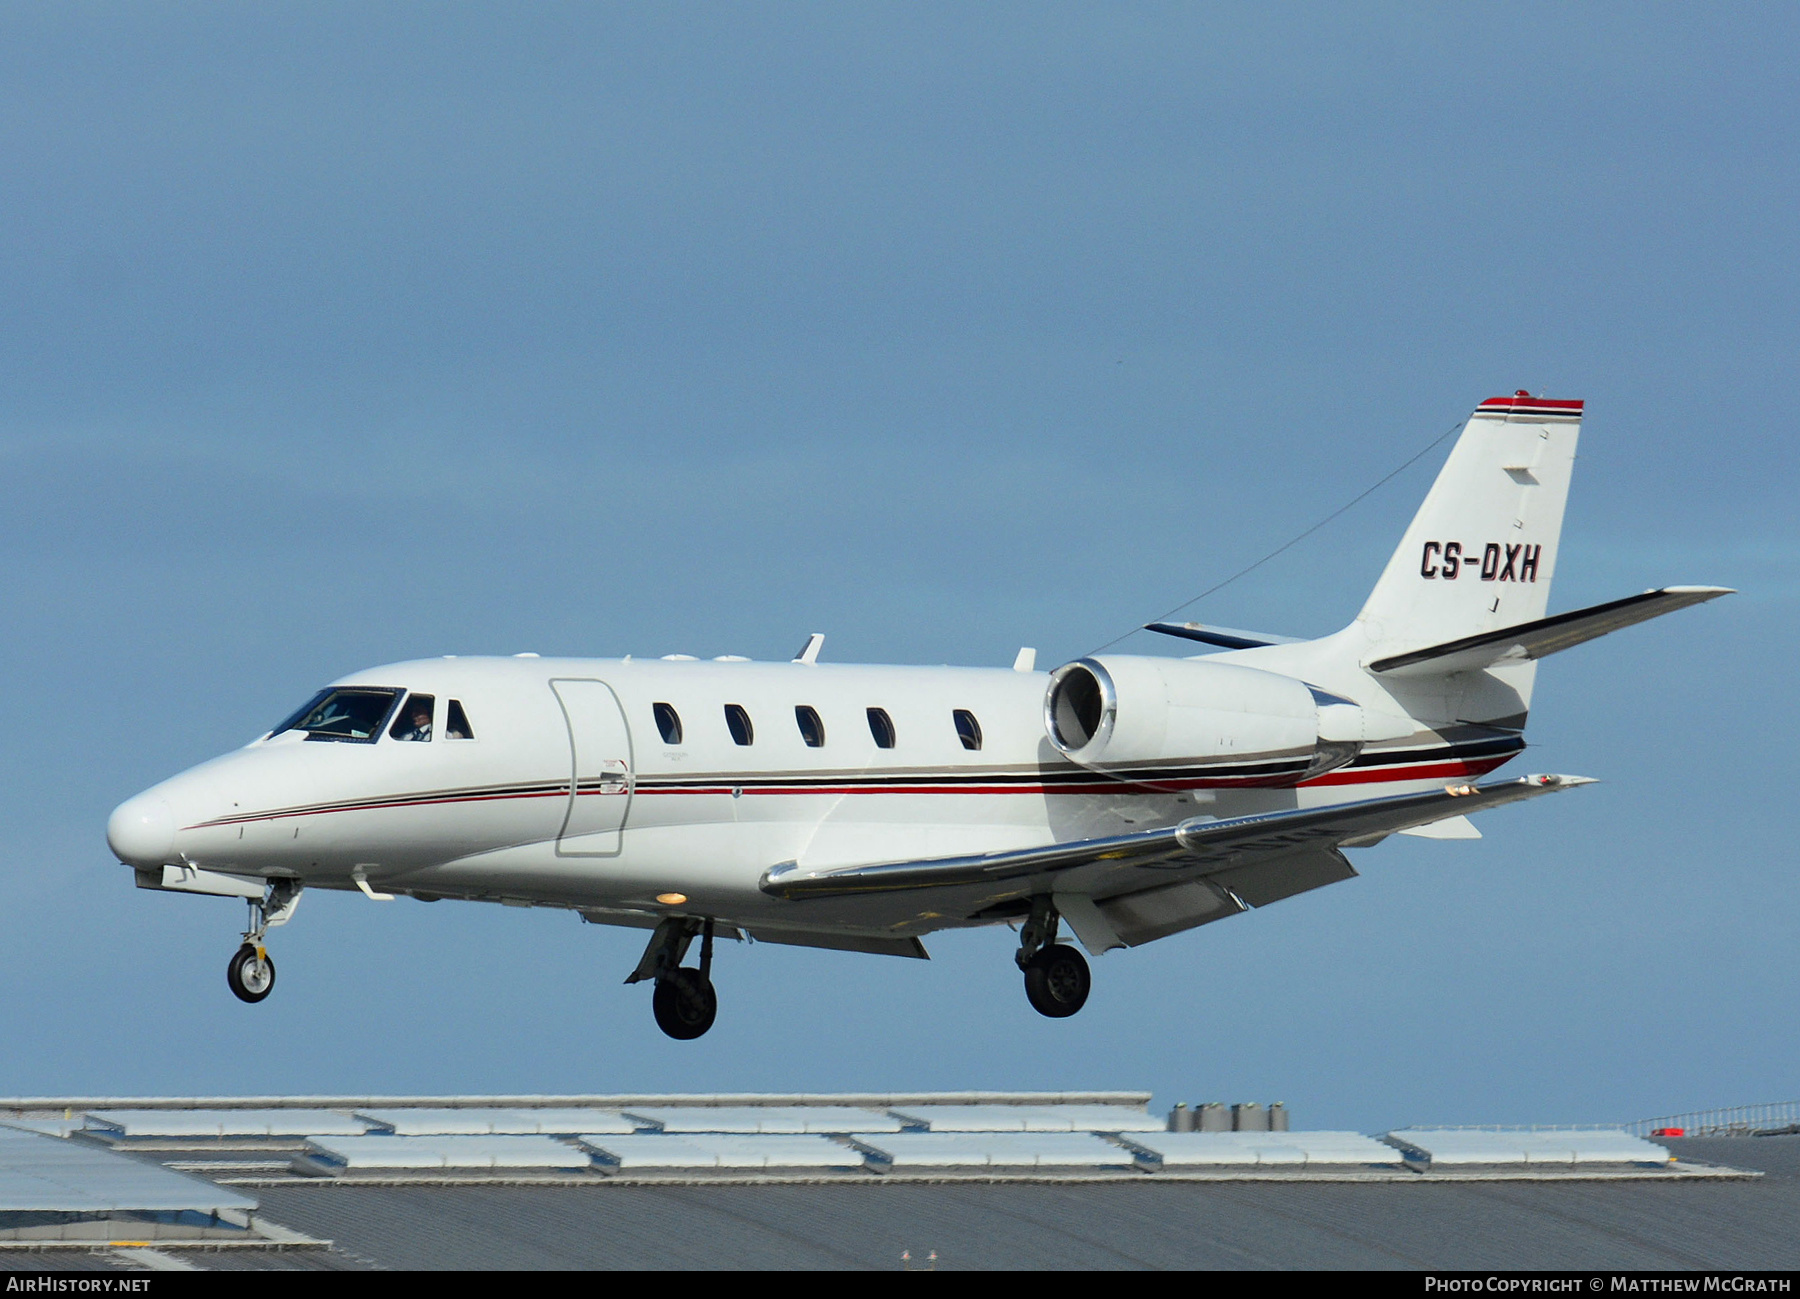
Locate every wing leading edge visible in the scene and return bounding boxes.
[759,774,1593,907]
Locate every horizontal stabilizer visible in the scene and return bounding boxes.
[1367,586,1733,677]
[761,774,1592,903]
[1144,622,1304,650]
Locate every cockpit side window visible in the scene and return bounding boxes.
[273,687,403,743]
[390,694,436,742]
[446,699,475,740]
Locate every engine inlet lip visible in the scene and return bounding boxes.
[1044,658,1118,758]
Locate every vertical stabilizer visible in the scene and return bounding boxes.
[1356,393,1581,660]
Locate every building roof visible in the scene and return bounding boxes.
[226,1137,1800,1271]
[1,1098,1795,1270]
[0,1127,256,1216]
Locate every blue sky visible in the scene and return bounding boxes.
[0,3,1792,1129]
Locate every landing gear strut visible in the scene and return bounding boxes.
[228,879,302,1005]
[628,916,719,1040]
[1016,895,1091,1019]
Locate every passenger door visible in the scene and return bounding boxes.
[550,679,634,857]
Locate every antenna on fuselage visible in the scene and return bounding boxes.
[793,633,824,665]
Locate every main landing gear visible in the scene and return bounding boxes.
[628,917,718,1040]
[228,879,302,1005]
[1016,896,1090,1018]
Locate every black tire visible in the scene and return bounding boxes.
[227,944,276,1004]
[1023,943,1090,1018]
[652,968,717,1040]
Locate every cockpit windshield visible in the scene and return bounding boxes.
[270,687,403,743]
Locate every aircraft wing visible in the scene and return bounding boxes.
[759,774,1592,905]
[1367,586,1732,676]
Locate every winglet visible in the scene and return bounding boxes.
[793,633,824,665]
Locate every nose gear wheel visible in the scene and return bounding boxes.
[227,944,276,1003]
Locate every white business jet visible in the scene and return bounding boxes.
[107,394,1729,1039]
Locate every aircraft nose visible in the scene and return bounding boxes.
[107,794,177,868]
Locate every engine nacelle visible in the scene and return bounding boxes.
[1044,655,1395,785]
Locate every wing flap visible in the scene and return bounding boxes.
[1367,586,1732,676]
[1094,877,1245,946]
[1209,845,1358,908]
[1073,846,1364,949]
[741,926,929,959]
[759,774,1593,903]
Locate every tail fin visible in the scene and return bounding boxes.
[1210,392,1725,732]
[1356,393,1581,657]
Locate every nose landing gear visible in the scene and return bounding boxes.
[228,879,302,1005]
[1016,896,1092,1018]
[227,944,275,1003]
[628,916,719,1040]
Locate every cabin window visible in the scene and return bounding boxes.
[866,706,896,749]
[653,702,683,745]
[795,705,826,747]
[271,687,402,744]
[954,708,982,751]
[390,694,436,742]
[725,704,754,746]
[446,699,475,739]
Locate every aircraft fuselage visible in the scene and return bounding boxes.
[108,653,1513,942]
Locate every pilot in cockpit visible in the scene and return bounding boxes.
[392,697,434,742]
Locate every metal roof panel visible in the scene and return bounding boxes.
[1131,1131,1399,1166]
[1387,1129,1671,1165]
[579,1133,864,1170]
[301,1135,594,1171]
[0,1128,259,1213]
[356,1107,637,1136]
[853,1131,1133,1167]
[885,1104,1162,1132]
[85,1108,373,1139]
[621,1106,901,1133]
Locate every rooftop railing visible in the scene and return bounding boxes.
[1627,1102,1800,1138]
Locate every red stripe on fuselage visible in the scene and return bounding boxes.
[1300,754,1511,786]
[185,750,1514,830]
[183,787,569,830]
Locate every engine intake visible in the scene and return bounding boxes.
[1044,655,1391,785]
